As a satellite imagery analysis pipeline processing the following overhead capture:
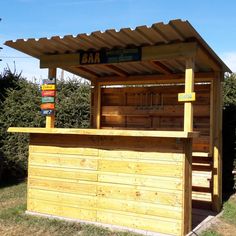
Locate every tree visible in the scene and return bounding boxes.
[55,78,91,128]
[222,73,236,194]
[0,71,91,181]
[0,77,43,180]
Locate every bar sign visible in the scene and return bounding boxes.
[178,92,196,102]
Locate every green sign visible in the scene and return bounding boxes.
[42,97,55,103]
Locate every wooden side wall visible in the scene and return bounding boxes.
[91,83,212,209]
[27,134,192,236]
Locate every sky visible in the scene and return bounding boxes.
[1,0,236,81]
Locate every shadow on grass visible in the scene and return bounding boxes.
[0,177,26,189]
[222,105,236,201]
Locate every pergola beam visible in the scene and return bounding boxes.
[40,42,198,68]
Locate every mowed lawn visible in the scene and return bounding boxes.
[0,181,140,236]
[201,194,236,236]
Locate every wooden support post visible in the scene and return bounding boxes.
[45,68,56,128]
[182,138,192,235]
[212,74,223,212]
[184,58,195,132]
[93,82,101,129]
[90,83,94,127]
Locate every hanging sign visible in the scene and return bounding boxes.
[42,90,56,97]
[41,110,54,116]
[178,92,196,102]
[42,78,56,84]
[41,103,55,110]
[41,84,56,91]
[41,78,56,116]
[106,48,141,63]
[42,97,55,103]
[80,48,141,65]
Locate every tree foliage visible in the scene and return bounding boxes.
[223,73,236,107]
[55,79,90,128]
[0,69,90,181]
[222,73,236,194]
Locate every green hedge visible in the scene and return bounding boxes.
[223,73,236,195]
[0,69,90,181]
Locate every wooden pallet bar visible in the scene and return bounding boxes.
[6,19,231,236]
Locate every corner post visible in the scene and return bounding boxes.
[93,82,101,129]
[212,73,223,212]
[184,58,195,132]
[46,68,57,128]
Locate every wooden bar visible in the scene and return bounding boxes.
[25,133,192,236]
[5,20,229,236]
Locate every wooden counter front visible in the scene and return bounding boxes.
[8,128,193,236]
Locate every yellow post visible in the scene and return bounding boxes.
[92,82,101,129]
[184,58,195,132]
[45,68,56,128]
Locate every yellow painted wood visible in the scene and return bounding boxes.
[96,83,101,129]
[97,210,181,236]
[98,172,183,190]
[98,72,215,85]
[29,153,98,170]
[29,166,97,181]
[98,159,183,177]
[209,81,214,156]
[184,58,195,132]
[182,139,192,235]
[40,53,81,68]
[45,68,56,128]
[39,43,196,69]
[28,177,97,196]
[7,127,199,138]
[28,188,97,209]
[96,184,182,206]
[99,149,184,162]
[96,197,182,219]
[142,42,197,61]
[28,198,96,221]
[29,145,98,156]
[25,133,195,235]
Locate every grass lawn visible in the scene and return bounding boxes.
[200,194,236,236]
[0,181,140,236]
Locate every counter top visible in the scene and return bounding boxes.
[8,127,199,138]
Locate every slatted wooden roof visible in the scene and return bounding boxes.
[5,19,231,81]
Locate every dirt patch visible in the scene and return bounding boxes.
[210,217,236,236]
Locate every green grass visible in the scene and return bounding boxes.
[0,181,140,236]
[222,195,236,225]
[200,230,221,236]
[201,194,236,236]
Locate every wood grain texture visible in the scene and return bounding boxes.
[26,133,192,236]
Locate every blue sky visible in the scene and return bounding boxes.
[1,0,236,80]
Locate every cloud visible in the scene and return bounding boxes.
[221,51,236,73]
